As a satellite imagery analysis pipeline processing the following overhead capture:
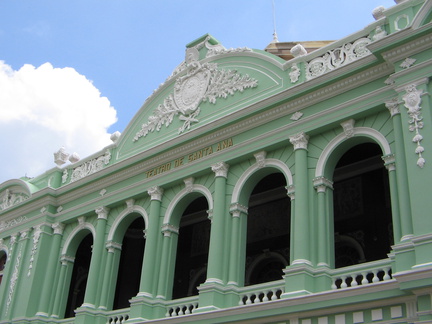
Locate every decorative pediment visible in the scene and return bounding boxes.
[133,40,258,142]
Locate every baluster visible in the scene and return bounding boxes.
[361,272,368,285]
[246,293,253,305]
[340,275,348,288]
[186,304,192,314]
[331,278,338,290]
[268,289,274,301]
[239,296,244,306]
[383,267,391,281]
[372,270,379,283]
[351,274,358,287]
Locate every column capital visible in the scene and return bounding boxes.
[148,186,164,201]
[95,206,110,220]
[289,132,309,150]
[385,98,401,117]
[106,241,122,253]
[60,254,75,266]
[211,162,229,178]
[313,177,334,193]
[382,154,396,171]
[52,222,65,235]
[9,233,18,245]
[286,185,295,200]
[229,203,248,218]
[161,223,179,237]
[207,209,214,222]
[20,229,30,240]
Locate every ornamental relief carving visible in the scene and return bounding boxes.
[0,189,29,212]
[305,37,372,80]
[62,150,112,184]
[402,84,426,168]
[0,216,27,232]
[133,47,258,142]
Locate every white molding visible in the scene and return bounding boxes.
[61,222,96,255]
[163,184,213,225]
[107,203,149,241]
[231,158,293,204]
[315,127,392,178]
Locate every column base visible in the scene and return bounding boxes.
[196,282,238,311]
[128,295,164,321]
[282,263,319,296]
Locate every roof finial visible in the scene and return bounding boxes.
[271,0,279,43]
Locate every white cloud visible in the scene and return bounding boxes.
[0,61,117,184]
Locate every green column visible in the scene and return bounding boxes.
[227,203,248,287]
[98,241,122,310]
[156,225,179,300]
[205,162,229,284]
[36,222,65,317]
[0,234,18,318]
[289,132,311,265]
[82,206,109,308]
[313,177,333,267]
[382,153,402,242]
[51,255,74,318]
[385,99,413,241]
[138,186,163,297]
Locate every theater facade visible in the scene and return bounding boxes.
[1,0,432,323]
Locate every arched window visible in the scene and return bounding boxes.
[113,217,145,310]
[172,196,209,299]
[64,233,93,318]
[333,143,393,268]
[0,252,6,285]
[245,173,290,285]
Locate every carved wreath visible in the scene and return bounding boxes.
[133,57,258,142]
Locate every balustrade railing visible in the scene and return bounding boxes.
[237,280,284,305]
[106,308,130,324]
[165,296,199,317]
[330,259,393,289]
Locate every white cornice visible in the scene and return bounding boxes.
[375,27,432,64]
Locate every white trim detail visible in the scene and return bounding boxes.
[315,127,392,178]
[61,222,96,255]
[107,203,149,241]
[231,158,293,204]
[163,184,213,225]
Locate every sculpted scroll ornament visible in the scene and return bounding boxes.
[133,48,258,141]
[305,37,372,80]
[64,150,111,183]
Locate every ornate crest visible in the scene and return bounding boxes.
[133,47,258,142]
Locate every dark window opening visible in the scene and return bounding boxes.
[246,173,290,286]
[64,233,93,318]
[333,143,393,268]
[113,217,145,310]
[172,196,209,299]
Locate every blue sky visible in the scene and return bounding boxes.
[0,0,396,184]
